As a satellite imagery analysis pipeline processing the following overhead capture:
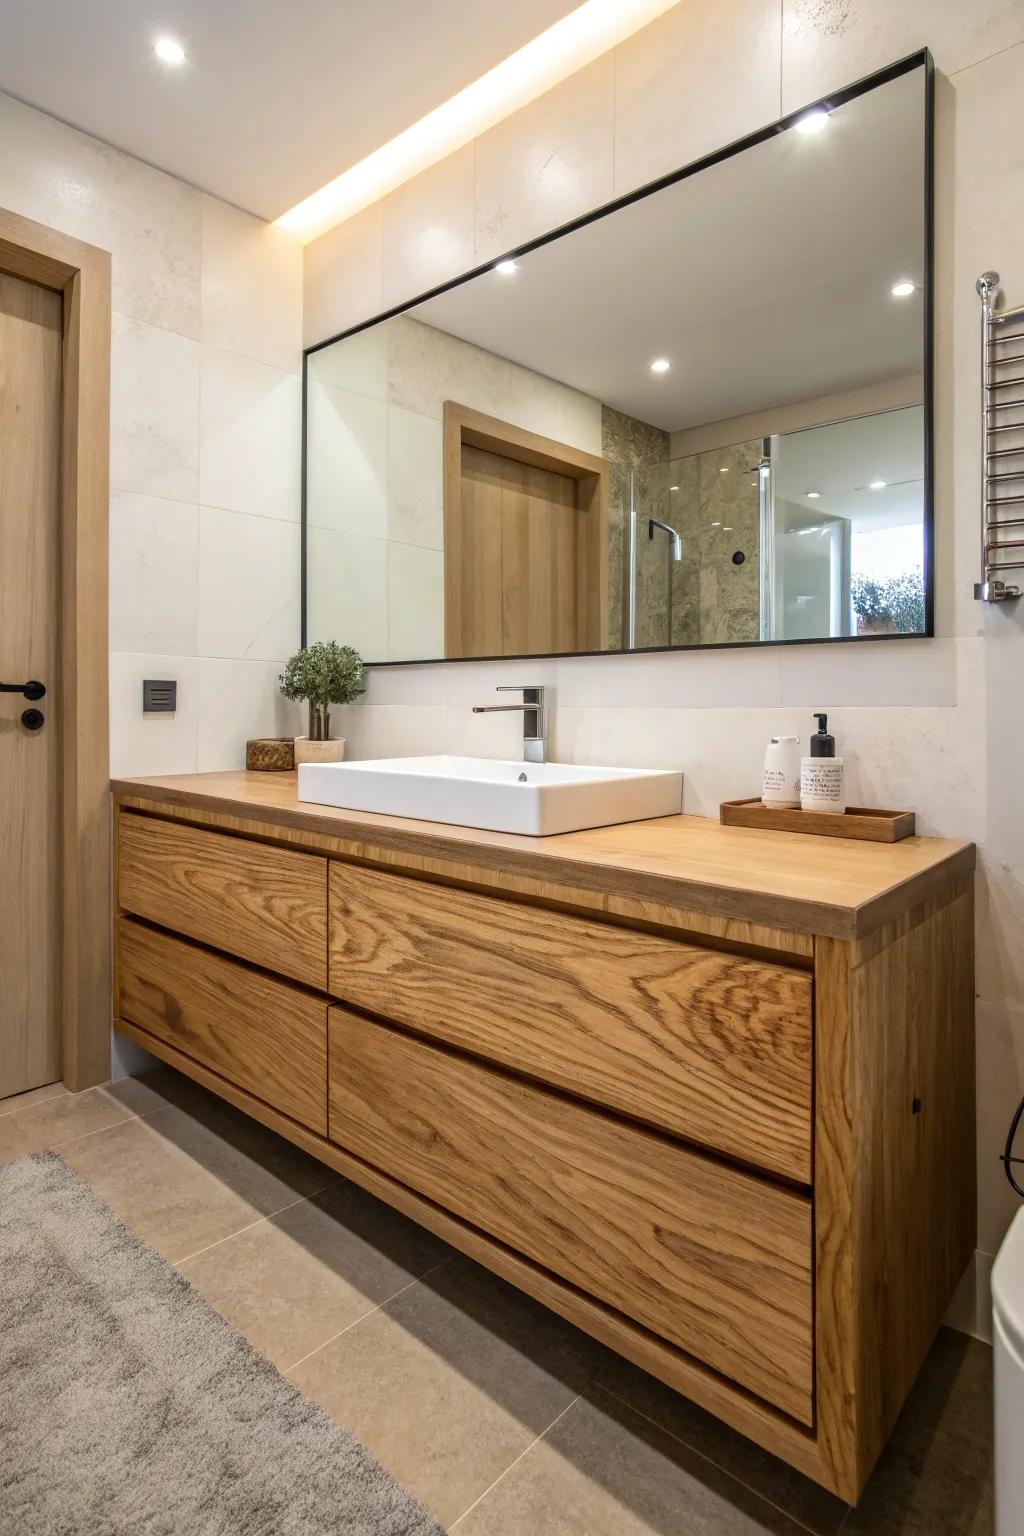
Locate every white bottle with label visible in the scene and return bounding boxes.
[800,713,846,813]
[762,735,801,808]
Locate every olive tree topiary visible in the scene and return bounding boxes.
[279,641,365,741]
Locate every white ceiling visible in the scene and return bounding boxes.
[414,68,927,431]
[0,0,580,220]
[774,405,925,531]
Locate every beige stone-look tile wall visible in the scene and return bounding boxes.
[304,1,1024,1311]
[0,90,306,779]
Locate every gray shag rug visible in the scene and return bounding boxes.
[0,1151,445,1536]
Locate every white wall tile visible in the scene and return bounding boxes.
[109,653,198,777]
[109,492,198,655]
[110,314,199,501]
[388,408,444,549]
[200,195,302,372]
[306,382,389,536]
[0,92,202,337]
[306,527,389,660]
[199,346,301,521]
[196,659,304,772]
[556,645,783,709]
[781,0,1024,111]
[612,0,782,195]
[381,144,476,310]
[330,702,448,760]
[388,543,445,661]
[307,322,389,398]
[303,202,383,348]
[197,507,300,661]
[778,636,961,708]
[474,57,615,262]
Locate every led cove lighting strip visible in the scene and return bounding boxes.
[275,0,680,242]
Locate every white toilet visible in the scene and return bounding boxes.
[993,1207,1024,1535]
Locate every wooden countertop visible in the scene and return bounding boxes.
[111,770,974,941]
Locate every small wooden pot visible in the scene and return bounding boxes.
[246,737,295,772]
[293,737,346,766]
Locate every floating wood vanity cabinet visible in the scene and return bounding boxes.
[111,772,977,1505]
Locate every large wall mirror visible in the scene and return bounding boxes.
[303,53,932,664]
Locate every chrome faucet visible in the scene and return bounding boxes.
[472,685,547,763]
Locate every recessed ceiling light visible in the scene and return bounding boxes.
[711,521,721,527]
[806,490,821,499]
[649,358,671,374]
[154,36,186,65]
[890,280,916,298]
[494,259,518,275]
[719,466,729,473]
[794,108,830,136]
[669,484,679,491]
[869,480,887,490]
[275,0,682,241]
[722,526,733,533]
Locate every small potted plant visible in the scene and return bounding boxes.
[279,641,365,765]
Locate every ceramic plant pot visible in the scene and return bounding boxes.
[293,736,346,766]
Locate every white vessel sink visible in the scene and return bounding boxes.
[297,755,683,837]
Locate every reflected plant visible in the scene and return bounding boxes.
[279,641,365,741]
[850,571,925,635]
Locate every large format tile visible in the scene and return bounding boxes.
[197,506,300,661]
[781,0,1024,111]
[0,1081,68,1118]
[613,0,782,195]
[195,658,303,773]
[306,526,389,659]
[0,92,201,338]
[200,194,302,374]
[456,1386,809,1535]
[199,346,302,522]
[109,491,199,656]
[511,367,604,456]
[387,314,514,423]
[388,543,445,662]
[303,203,384,349]
[474,56,614,262]
[288,1255,609,1528]
[61,1092,332,1263]
[597,1356,846,1536]
[388,406,444,550]
[381,144,476,310]
[306,382,389,537]
[110,314,200,502]
[0,1071,190,1165]
[179,1179,451,1371]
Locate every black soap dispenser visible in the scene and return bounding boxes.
[800,713,846,813]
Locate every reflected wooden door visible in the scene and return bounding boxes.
[0,271,62,1098]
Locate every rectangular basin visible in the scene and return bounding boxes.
[297,755,683,836]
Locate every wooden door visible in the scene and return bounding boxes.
[0,271,62,1098]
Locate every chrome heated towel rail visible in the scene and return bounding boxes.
[976,271,1024,601]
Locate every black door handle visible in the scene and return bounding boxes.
[0,680,45,700]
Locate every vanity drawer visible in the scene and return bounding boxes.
[117,919,328,1133]
[328,1007,813,1421]
[118,811,328,988]
[327,861,812,1181]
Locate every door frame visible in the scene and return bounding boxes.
[0,207,112,1091]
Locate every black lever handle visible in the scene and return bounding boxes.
[0,680,45,700]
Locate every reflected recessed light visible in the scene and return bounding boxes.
[669,484,679,491]
[890,280,917,298]
[154,36,186,65]
[722,526,733,533]
[869,479,887,490]
[649,358,671,374]
[494,259,518,275]
[719,466,729,473]
[711,521,721,527]
[794,108,829,136]
[806,490,821,499]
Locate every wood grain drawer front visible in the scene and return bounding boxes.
[328,1008,814,1422]
[327,862,812,1181]
[118,919,328,1133]
[118,811,327,988]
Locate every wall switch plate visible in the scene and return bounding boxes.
[142,679,177,713]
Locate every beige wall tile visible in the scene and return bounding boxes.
[110,314,199,502]
[781,0,1024,110]
[475,56,614,262]
[306,527,389,658]
[381,144,475,310]
[304,202,383,348]
[199,346,302,522]
[306,382,389,536]
[613,0,782,195]
[108,653,198,778]
[195,659,303,772]
[109,492,199,656]
[200,194,302,373]
[387,407,445,549]
[197,507,300,662]
[388,543,445,661]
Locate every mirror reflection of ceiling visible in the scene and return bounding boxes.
[413,69,924,434]
[774,407,925,533]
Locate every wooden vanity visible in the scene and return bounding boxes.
[110,770,975,1503]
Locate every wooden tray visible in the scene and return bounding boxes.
[720,798,915,843]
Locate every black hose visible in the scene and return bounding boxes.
[1001,1093,1024,1198]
